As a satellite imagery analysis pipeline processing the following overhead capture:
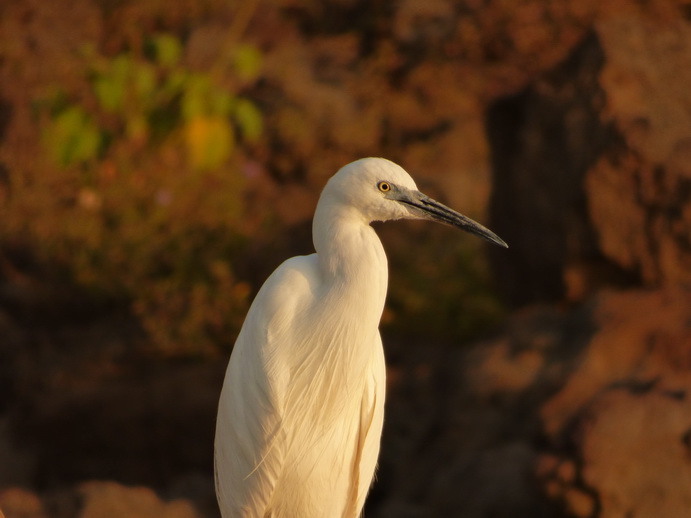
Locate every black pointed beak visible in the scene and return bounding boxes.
[395,190,508,248]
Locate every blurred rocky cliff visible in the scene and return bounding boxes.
[1,0,690,517]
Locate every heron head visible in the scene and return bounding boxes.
[324,157,508,248]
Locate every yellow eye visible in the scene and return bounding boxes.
[378,181,391,192]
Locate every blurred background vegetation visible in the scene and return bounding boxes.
[0,0,504,359]
[32,29,262,356]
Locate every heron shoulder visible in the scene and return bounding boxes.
[222,254,321,428]
[237,254,321,353]
[255,254,319,315]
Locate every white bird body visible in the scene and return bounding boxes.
[215,158,507,517]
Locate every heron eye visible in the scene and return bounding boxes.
[378,181,391,192]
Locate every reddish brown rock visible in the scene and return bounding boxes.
[537,286,691,517]
[581,390,691,518]
[0,488,46,518]
[77,481,200,518]
[0,483,205,518]
[541,287,691,436]
[587,14,691,287]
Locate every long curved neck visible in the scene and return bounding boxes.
[312,193,388,325]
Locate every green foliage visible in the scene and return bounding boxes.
[233,98,263,142]
[42,33,263,171]
[29,32,266,356]
[149,33,182,68]
[231,45,263,81]
[43,105,102,167]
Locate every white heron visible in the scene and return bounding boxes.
[215,157,507,517]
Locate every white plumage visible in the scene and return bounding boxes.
[215,158,507,517]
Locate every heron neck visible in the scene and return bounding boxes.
[312,197,388,303]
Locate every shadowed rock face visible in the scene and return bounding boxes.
[487,32,613,306]
[586,15,691,288]
[487,14,691,306]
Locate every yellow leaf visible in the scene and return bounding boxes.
[184,116,234,170]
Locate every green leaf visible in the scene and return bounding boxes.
[110,55,132,83]
[45,106,102,167]
[233,98,263,141]
[209,89,233,117]
[94,76,125,112]
[232,45,262,81]
[93,54,131,112]
[151,33,182,67]
[133,62,157,103]
[181,75,211,120]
